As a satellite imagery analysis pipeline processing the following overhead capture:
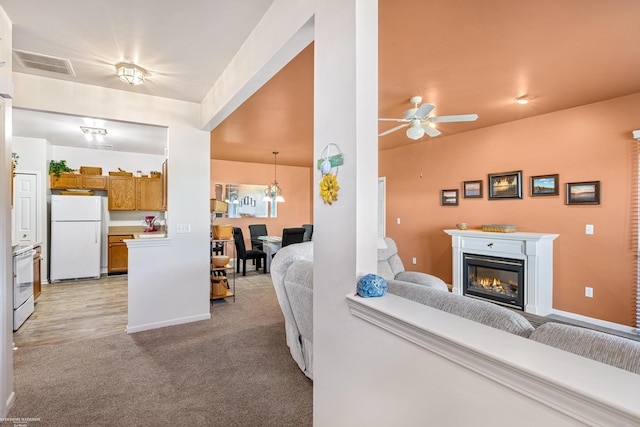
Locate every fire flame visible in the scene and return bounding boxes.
[479,277,501,287]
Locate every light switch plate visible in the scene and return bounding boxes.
[176,224,191,233]
[585,224,594,235]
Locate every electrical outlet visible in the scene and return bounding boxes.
[412,257,417,265]
[176,224,191,233]
[585,287,593,298]
[396,217,401,225]
[585,224,594,235]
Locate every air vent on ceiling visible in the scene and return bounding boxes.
[13,49,75,76]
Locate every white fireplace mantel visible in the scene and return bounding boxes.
[444,229,559,315]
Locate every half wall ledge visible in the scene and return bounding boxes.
[346,293,640,426]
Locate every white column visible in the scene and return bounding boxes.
[313,0,378,424]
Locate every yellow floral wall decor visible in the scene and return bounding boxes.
[317,143,343,205]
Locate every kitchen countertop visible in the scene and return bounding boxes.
[108,226,166,239]
[12,241,42,256]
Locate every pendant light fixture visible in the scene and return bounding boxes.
[263,151,285,203]
[115,62,146,85]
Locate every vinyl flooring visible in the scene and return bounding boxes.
[12,275,128,349]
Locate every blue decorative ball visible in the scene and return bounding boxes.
[357,274,387,298]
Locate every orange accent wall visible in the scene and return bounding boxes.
[380,93,640,326]
[210,159,312,244]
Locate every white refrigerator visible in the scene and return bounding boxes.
[50,195,102,282]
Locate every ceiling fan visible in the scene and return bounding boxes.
[378,96,478,140]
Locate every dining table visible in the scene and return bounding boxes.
[257,235,282,273]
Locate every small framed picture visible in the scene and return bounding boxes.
[441,189,459,206]
[530,174,559,196]
[463,180,483,198]
[566,181,600,205]
[488,170,522,200]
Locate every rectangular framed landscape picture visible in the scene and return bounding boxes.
[530,174,559,196]
[463,180,483,198]
[566,181,600,205]
[488,170,522,200]
[441,189,459,206]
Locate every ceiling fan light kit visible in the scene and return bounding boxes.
[406,123,425,140]
[379,95,478,140]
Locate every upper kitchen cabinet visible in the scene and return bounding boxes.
[137,177,163,211]
[108,175,165,211]
[108,176,136,210]
[50,173,108,190]
[161,160,168,211]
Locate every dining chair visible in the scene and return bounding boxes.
[248,224,268,251]
[232,227,267,275]
[301,224,313,241]
[281,227,306,247]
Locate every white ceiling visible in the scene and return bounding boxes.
[12,109,168,155]
[1,0,275,155]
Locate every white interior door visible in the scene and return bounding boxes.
[13,173,37,243]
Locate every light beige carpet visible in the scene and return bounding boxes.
[3,272,312,427]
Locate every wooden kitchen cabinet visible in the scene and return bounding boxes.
[108,234,133,274]
[50,173,81,189]
[137,177,163,211]
[50,173,108,190]
[161,160,168,211]
[33,245,42,299]
[108,175,164,211]
[80,175,108,190]
[108,176,137,210]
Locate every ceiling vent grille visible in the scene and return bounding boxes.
[13,49,75,76]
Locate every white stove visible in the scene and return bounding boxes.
[12,243,35,331]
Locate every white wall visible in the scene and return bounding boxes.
[12,136,48,281]
[50,146,165,179]
[0,6,14,418]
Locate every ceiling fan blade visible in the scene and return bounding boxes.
[378,118,409,122]
[422,125,441,137]
[430,114,478,123]
[378,123,409,137]
[413,103,435,119]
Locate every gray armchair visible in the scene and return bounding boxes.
[377,237,449,291]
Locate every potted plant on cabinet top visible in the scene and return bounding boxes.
[49,160,75,178]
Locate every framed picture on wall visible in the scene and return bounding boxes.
[488,170,522,200]
[566,181,600,205]
[530,174,559,196]
[441,189,459,206]
[463,180,483,198]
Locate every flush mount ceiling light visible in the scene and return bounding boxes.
[115,62,146,85]
[263,151,285,203]
[80,126,107,142]
[515,95,530,105]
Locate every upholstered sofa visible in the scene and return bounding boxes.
[377,237,450,292]
[270,240,640,380]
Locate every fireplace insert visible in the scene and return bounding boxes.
[462,253,525,310]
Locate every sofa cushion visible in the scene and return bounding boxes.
[395,271,449,291]
[529,322,640,374]
[387,280,534,337]
[377,238,405,279]
[284,259,314,342]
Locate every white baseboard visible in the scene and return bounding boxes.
[126,313,211,334]
[551,309,639,335]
